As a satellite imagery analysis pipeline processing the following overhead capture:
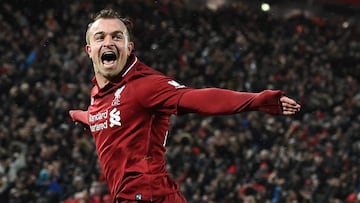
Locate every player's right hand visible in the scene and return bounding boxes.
[69,110,89,125]
[69,110,90,134]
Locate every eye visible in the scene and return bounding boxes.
[113,34,123,41]
[94,34,104,41]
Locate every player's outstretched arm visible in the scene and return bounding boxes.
[178,88,300,115]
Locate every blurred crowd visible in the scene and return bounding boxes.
[0,0,359,202]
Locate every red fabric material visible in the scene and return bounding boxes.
[178,88,284,115]
[85,55,190,201]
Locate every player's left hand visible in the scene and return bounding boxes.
[280,96,301,115]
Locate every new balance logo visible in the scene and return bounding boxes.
[135,194,142,200]
[168,80,186,89]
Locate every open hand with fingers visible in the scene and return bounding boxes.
[280,96,301,115]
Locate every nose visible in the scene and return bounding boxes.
[102,44,114,48]
[102,36,115,47]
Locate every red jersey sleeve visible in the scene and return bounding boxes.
[132,75,192,114]
[178,88,284,115]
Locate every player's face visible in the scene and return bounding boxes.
[86,18,133,83]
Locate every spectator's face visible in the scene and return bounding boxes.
[86,18,133,82]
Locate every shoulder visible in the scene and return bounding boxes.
[126,58,189,97]
[127,60,172,85]
[131,61,165,80]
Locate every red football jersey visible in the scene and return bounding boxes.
[84,54,284,201]
[88,55,194,201]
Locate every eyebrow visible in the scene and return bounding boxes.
[93,30,125,36]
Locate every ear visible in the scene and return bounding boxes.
[85,44,92,58]
[127,42,134,56]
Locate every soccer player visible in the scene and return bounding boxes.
[69,8,301,203]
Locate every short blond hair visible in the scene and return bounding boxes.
[85,8,134,44]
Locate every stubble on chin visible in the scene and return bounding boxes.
[104,72,118,79]
[96,69,118,80]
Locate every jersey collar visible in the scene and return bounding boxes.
[91,54,138,84]
[91,54,138,96]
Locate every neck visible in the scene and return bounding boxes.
[95,74,111,89]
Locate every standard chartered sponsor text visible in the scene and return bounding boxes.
[89,111,108,122]
[90,121,108,132]
[89,111,108,132]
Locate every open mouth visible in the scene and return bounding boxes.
[101,51,117,65]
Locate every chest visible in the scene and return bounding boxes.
[88,85,147,135]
